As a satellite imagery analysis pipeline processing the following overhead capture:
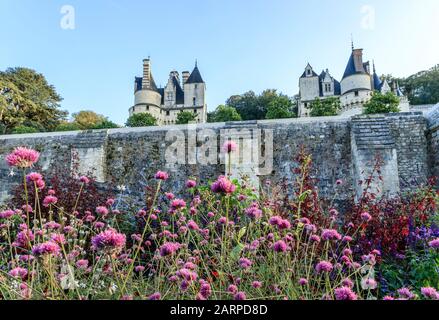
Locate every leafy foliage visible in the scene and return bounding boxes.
[126,113,157,127]
[176,111,197,124]
[208,105,242,123]
[309,97,340,117]
[363,92,400,115]
[266,95,295,119]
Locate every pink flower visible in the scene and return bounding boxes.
[227,284,238,294]
[50,233,66,245]
[273,240,288,253]
[252,281,262,288]
[96,206,109,215]
[310,235,321,243]
[171,199,186,210]
[383,296,395,300]
[187,220,199,231]
[336,179,343,185]
[154,171,169,180]
[269,216,282,226]
[397,288,416,300]
[148,292,161,300]
[239,258,252,269]
[211,176,236,194]
[315,261,333,273]
[6,147,40,168]
[298,278,308,286]
[0,210,15,219]
[9,267,28,280]
[135,265,145,273]
[199,281,212,298]
[26,172,42,182]
[159,242,181,257]
[428,238,439,249]
[360,211,372,222]
[186,180,197,188]
[245,202,262,219]
[421,287,439,300]
[342,236,353,242]
[91,228,126,252]
[32,241,61,256]
[334,286,358,300]
[42,195,58,207]
[321,229,342,241]
[76,259,89,269]
[223,140,238,153]
[361,278,377,290]
[342,278,354,288]
[234,291,246,300]
[165,192,175,200]
[79,176,90,184]
[106,198,115,206]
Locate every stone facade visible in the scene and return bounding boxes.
[426,104,439,185]
[0,112,436,205]
[129,59,207,125]
[298,47,410,117]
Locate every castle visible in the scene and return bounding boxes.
[129,58,207,125]
[298,45,410,117]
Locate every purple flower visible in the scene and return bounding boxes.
[334,287,358,300]
[234,291,246,300]
[428,238,439,249]
[186,180,197,188]
[42,195,58,207]
[95,206,109,215]
[315,261,333,273]
[6,147,40,168]
[421,287,439,300]
[159,242,181,257]
[298,278,308,286]
[273,240,288,253]
[154,171,169,181]
[397,288,416,300]
[91,228,126,252]
[223,141,238,153]
[360,211,372,222]
[148,292,161,300]
[239,257,252,269]
[79,176,90,184]
[245,202,262,219]
[8,267,28,280]
[321,229,341,241]
[252,281,262,288]
[32,241,61,256]
[171,199,186,210]
[211,176,236,194]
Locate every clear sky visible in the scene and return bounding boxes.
[1,0,438,125]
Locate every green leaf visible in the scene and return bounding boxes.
[230,243,244,260]
[237,227,247,243]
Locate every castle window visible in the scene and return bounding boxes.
[166,111,170,116]
[355,91,359,97]
[195,84,198,89]
[194,109,197,114]
[307,69,311,76]
[325,84,331,92]
[167,92,173,101]
[146,105,149,110]
[193,97,196,106]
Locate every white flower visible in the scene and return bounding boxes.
[117,185,126,192]
[8,169,15,177]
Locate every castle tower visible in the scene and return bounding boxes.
[298,63,320,117]
[340,48,372,115]
[183,61,207,122]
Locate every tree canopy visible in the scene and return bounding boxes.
[126,113,157,127]
[208,105,242,123]
[176,111,198,125]
[0,68,67,134]
[225,89,296,121]
[363,92,400,115]
[266,95,295,119]
[309,97,340,117]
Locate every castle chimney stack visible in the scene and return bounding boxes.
[142,58,151,89]
[352,49,364,72]
[182,71,190,84]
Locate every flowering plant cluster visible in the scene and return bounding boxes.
[0,145,437,300]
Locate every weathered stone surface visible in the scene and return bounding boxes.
[0,111,435,205]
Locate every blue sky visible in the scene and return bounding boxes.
[1,0,438,125]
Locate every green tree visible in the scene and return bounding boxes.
[309,97,341,117]
[363,92,400,114]
[0,67,67,132]
[91,119,119,129]
[209,105,242,122]
[12,125,39,134]
[176,111,197,125]
[126,113,157,127]
[265,95,295,119]
[55,122,81,132]
[72,110,107,129]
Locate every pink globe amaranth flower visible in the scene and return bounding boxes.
[234,291,246,301]
[361,278,377,290]
[227,284,238,294]
[79,175,90,184]
[96,206,109,215]
[239,257,252,269]
[321,229,342,241]
[177,268,198,282]
[199,282,212,299]
[154,171,169,181]
[91,228,126,252]
[106,198,115,206]
[159,242,181,257]
[76,259,89,269]
[315,261,333,273]
[50,233,66,245]
[211,176,236,194]
[171,198,186,210]
[32,241,61,256]
[278,219,291,230]
[269,215,282,226]
[135,265,145,273]
[428,238,439,249]
[148,292,161,300]
[47,189,56,196]
[310,235,321,243]
[252,281,262,289]
[299,217,311,224]
[336,179,343,185]
[42,195,58,207]
[342,235,353,242]
[397,287,416,300]
[35,179,45,190]
[165,192,175,200]
[187,220,199,231]
[6,147,40,168]
[298,278,308,286]
[218,216,228,225]
[370,249,381,256]
[8,267,28,280]
[342,278,354,288]
[360,211,372,222]
[421,287,439,300]
[245,202,262,219]
[222,140,238,153]
[186,179,197,188]
[0,209,15,219]
[334,286,358,300]
[273,240,288,253]
[383,296,395,300]
[26,172,43,182]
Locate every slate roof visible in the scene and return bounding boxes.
[300,64,319,78]
[373,72,382,91]
[171,76,185,104]
[342,52,366,79]
[186,65,204,84]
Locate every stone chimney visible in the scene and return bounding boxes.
[182,71,190,84]
[142,58,151,89]
[352,49,364,72]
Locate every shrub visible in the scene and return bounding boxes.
[126,113,157,127]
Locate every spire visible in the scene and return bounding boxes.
[195,59,198,67]
[351,34,354,51]
[373,60,376,73]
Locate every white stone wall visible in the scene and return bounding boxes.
[340,74,371,95]
[299,76,320,101]
[134,90,162,107]
[184,82,205,107]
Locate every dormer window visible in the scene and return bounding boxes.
[166,92,173,101]
[307,69,311,76]
[325,84,331,92]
